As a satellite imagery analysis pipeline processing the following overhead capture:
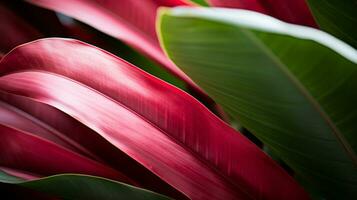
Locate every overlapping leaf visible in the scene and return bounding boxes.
[159,7,357,198]
[0,92,179,197]
[306,0,357,48]
[0,124,128,182]
[26,0,206,95]
[0,38,307,199]
[0,171,170,200]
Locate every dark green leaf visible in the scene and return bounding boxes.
[0,172,170,200]
[159,7,357,199]
[306,0,357,48]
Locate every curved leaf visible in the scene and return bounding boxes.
[0,172,170,200]
[159,7,357,198]
[306,0,357,48]
[0,124,129,182]
[0,71,258,200]
[26,0,206,96]
[0,38,307,200]
[0,92,180,197]
[0,100,94,157]
[207,0,317,27]
[0,92,183,197]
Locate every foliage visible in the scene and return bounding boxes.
[0,0,355,199]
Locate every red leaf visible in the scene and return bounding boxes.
[26,0,206,94]
[208,0,317,27]
[0,124,131,183]
[0,38,308,200]
[0,100,94,157]
[0,92,185,198]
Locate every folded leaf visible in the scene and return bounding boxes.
[54,13,188,91]
[1,71,251,199]
[159,7,357,198]
[0,91,186,198]
[0,172,170,200]
[0,38,307,200]
[26,0,205,95]
[0,124,130,183]
[306,0,357,48]
[207,0,317,27]
[0,100,93,157]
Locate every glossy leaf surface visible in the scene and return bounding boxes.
[159,7,357,198]
[306,0,357,48]
[0,100,93,156]
[0,92,182,197]
[26,0,204,94]
[0,38,307,200]
[0,71,249,199]
[0,124,130,182]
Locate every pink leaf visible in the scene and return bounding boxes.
[0,100,95,157]
[0,124,132,183]
[0,92,185,198]
[26,0,206,95]
[0,38,308,200]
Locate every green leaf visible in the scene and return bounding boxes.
[0,172,170,200]
[189,0,209,6]
[306,0,357,48]
[159,7,357,199]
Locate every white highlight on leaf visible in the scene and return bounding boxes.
[168,7,357,63]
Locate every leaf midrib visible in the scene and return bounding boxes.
[241,28,357,166]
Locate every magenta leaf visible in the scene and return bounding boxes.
[0,92,182,197]
[0,124,131,183]
[26,0,205,94]
[0,38,308,199]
